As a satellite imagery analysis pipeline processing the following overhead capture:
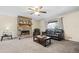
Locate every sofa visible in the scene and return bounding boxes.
[45,29,64,41]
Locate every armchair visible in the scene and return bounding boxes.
[33,28,40,36]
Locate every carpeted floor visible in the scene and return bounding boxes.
[0,37,79,53]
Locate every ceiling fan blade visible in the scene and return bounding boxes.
[40,11,47,13]
[30,13,34,15]
[28,8,33,10]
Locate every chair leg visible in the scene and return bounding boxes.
[11,35,13,39]
[1,36,3,41]
[44,40,47,47]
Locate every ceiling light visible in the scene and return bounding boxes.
[34,12,40,15]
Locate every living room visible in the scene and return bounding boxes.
[0,6,79,53]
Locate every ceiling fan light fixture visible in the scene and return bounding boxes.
[34,12,40,15]
[28,6,47,16]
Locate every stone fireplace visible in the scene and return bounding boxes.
[17,16,32,37]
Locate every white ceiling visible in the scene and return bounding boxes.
[0,6,79,20]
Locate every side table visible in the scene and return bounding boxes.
[1,34,13,41]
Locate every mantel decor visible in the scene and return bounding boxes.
[18,16,32,26]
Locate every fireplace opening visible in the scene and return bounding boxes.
[21,30,30,35]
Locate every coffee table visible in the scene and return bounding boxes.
[33,35,51,47]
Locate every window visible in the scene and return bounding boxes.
[47,22,58,29]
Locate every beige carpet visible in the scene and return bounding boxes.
[0,37,79,53]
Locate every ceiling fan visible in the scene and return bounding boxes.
[28,6,47,15]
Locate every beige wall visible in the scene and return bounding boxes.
[0,15,17,37]
[32,20,41,31]
[40,20,47,32]
[60,11,79,42]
